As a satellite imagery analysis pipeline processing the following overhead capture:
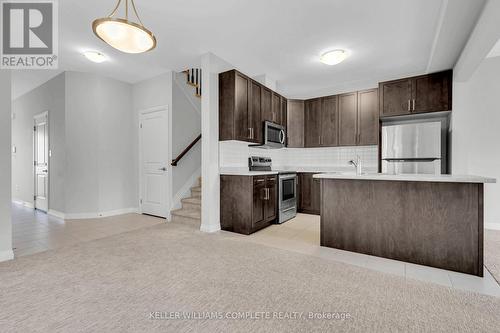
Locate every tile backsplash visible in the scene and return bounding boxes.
[219,141,379,171]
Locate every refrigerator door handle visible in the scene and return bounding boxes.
[382,158,440,162]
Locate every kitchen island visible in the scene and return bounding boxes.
[313,173,496,276]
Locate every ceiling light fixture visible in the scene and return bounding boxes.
[92,0,157,54]
[320,49,349,66]
[83,51,107,63]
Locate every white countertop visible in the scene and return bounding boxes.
[219,166,377,176]
[312,173,496,184]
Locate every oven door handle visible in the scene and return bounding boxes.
[281,207,296,213]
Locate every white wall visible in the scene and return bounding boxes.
[0,70,13,261]
[452,56,500,226]
[11,73,66,212]
[65,72,136,216]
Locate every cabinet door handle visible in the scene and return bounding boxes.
[407,100,411,111]
[248,128,252,138]
[412,99,415,111]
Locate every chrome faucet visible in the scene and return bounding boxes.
[349,155,362,175]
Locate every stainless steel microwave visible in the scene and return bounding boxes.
[251,121,285,149]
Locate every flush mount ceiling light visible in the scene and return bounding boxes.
[92,0,157,54]
[320,49,349,65]
[83,51,107,63]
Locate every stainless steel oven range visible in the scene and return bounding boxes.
[278,171,297,224]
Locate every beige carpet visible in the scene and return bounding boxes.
[485,229,500,285]
[1,223,500,332]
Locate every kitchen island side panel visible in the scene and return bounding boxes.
[320,179,482,276]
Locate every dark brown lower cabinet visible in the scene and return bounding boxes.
[220,175,277,235]
[298,173,320,215]
[265,176,277,221]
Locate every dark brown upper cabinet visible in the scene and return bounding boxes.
[249,80,262,143]
[305,98,321,147]
[219,70,250,142]
[286,100,305,148]
[379,70,452,117]
[379,78,412,117]
[413,71,452,113]
[261,87,273,123]
[219,69,287,144]
[271,92,281,124]
[338,92,358,146]
[280,96,288,128]
[320,95,339,147]
[357,89,379,145]
[302,90,377,148]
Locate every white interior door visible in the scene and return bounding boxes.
[140,109,169,218]
[34,112,49,212]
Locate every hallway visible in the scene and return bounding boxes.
[12,203,164,257]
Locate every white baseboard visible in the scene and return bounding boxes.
[48,209,65,219]
[65,207,139,220]
[485,223,500,231]
[171,167,201,211]
[12,200,34,209]
[200,223,221,233]
[0,250,14,262]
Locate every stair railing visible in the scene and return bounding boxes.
[171,134,201,166]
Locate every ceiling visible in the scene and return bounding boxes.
[487,39,500,59]
[12,0,486,99]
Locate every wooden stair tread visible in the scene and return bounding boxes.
[171,209,201,219]
[182,197,201,205]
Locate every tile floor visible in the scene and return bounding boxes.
[242,213,500,297]
[12,203,164,257]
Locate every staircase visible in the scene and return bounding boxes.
[171,177,201,228]
[170,68,202,228]
[183,68,202,97]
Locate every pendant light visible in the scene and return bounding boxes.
[92,0,157,54]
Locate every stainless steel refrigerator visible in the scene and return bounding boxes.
[381,119,447,175]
